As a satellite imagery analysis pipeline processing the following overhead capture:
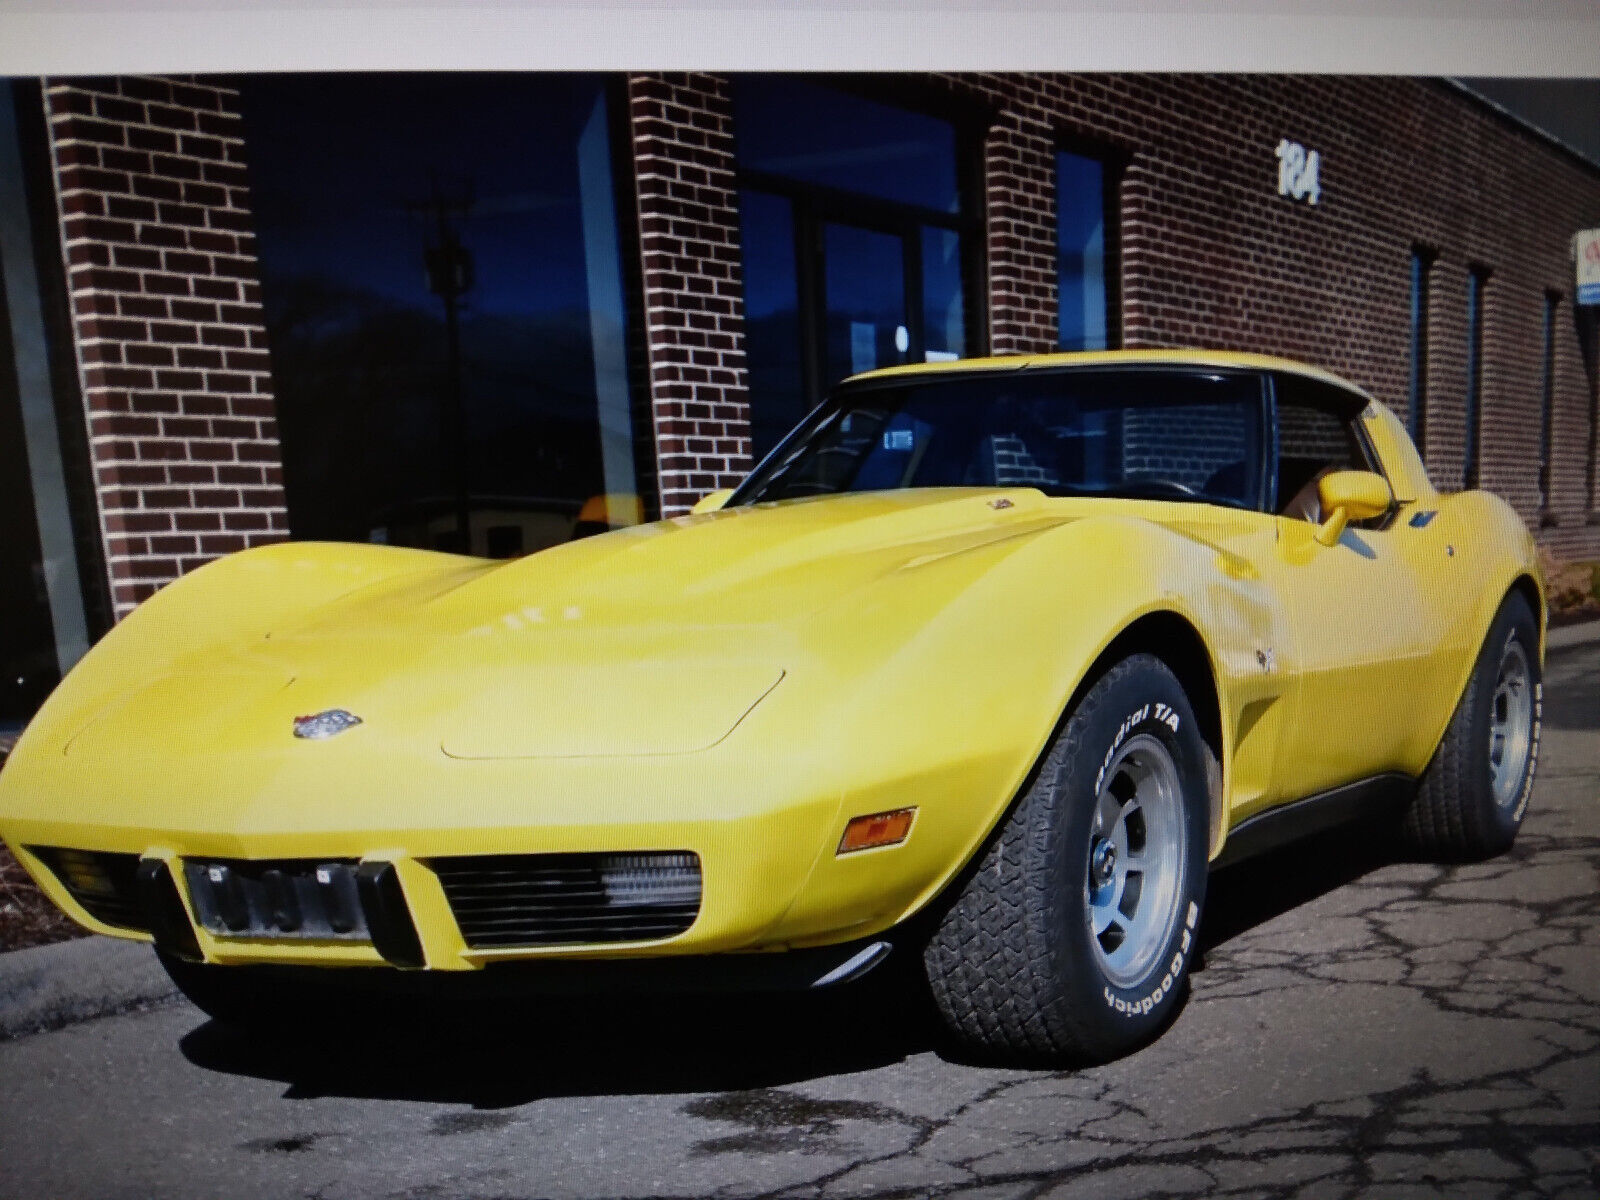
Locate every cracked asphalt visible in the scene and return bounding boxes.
[2,638,1596,1199]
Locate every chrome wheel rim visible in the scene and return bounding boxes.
[1086,732,1186,989]
[1488,638,1534,810]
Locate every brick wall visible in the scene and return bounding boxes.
[37,69,1600,578]
[43,75,285,615]
[921,73,1600,557]
[625,73,752,517]
[983,107,1059,356]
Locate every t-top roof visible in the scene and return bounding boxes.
[847,349,1375,405]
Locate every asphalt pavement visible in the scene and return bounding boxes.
[1,634,1597,1199]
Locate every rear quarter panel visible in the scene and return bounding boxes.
[1401,488,1545,773]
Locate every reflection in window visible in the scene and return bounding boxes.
[738,370,1263,510]
[823,223,909,385]
[922,228,966,362]
[1057,150,1107,352]
[239,74,639,557]
[734,77,969,458]
[733,77,960,214]
[738,189,805,460]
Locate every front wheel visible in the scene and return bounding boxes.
[922,654,1210,1064]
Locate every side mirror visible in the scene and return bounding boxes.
[1314,470,1393,546]
[690,488,735,516]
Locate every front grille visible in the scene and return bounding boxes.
[430,852,702,949]
[30,847,146,932]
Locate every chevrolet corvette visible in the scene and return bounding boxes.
[0,351,1543,1062]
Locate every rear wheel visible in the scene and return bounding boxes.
[922,654,1209,1064]
[1400,592,1542,860]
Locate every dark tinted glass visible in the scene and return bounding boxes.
[0,291,60,722]
[822,223,909,384]
[922,227,966,362]
[240,73,639,556]
[1057,150,1108,351]
[739,189,805,460]
[1464,268,1488,487]
[733,77,960,213]
[1407,248,1431,449]
[737,370,1264,508]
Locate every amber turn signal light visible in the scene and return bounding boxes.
[837,807,917,855]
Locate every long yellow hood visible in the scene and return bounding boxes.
[38,488,1076,765]
[286,487,1072,635]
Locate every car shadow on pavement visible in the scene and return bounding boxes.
[177,963,946,1108]
[1198,820,1397,958]
[177,825,1403,1107]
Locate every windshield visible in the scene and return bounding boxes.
[734,368,1267,510]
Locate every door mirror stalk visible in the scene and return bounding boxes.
[1314,470,1392,546]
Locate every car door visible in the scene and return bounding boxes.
[1261,375,1446,803]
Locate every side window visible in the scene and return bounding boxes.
[1274,375,1380,523]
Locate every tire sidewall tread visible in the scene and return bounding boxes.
[1403,592,1542,861]
[924,653,1210,1063]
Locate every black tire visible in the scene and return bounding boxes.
[1400,591,1542,861]
[922,654,1210,1065]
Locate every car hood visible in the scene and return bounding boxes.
[291,487,1075,637]
[61,489,1080,762]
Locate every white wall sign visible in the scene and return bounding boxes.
[1276,139,1321,205]
[1576,229,1600,306]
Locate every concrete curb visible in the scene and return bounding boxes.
[1548,618,1600,650]
[0,934,178,1042]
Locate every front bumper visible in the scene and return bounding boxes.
[7,841,902,993]
[4,816,828,972]
[0,651,1012,972]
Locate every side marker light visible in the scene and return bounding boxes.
[837,807,917,855]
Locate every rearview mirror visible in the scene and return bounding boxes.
[691,488,735,515]
[1314,470,1393,546]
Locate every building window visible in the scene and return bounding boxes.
[1407,246,1434,452]
[1056,149,1108,352]
[1539,291,1560,517]
[734,77,974,461]
[1464,266,1489,489]
[0,81,101,727]
[239,73,641,558]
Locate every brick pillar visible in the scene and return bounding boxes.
[984,108,1058,356]
[43,75,286,616]
[625,72,752,517]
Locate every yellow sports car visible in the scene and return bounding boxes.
[0,351,1543,1063]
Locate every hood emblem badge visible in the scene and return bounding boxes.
[293,709,364,740]
[988,498,1014,510]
